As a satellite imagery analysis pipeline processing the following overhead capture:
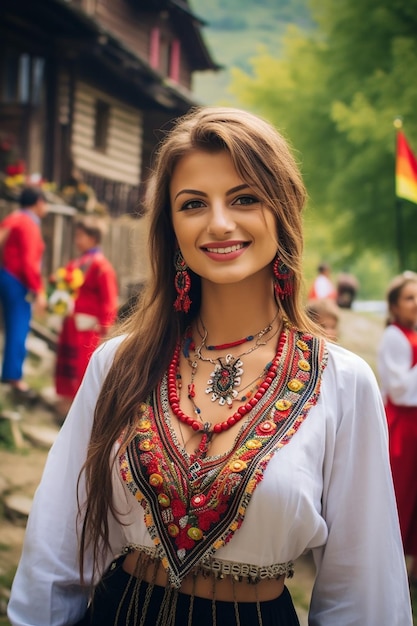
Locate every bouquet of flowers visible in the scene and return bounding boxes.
[48,266,84,316]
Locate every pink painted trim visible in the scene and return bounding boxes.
[150,27,160,69]
[169,39,180,82]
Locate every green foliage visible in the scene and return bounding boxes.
[191,0,310,105]
[227,0,417,278]
[0,564,15,590]
[0,418,16,451]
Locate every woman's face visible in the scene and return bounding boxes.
[169,149,278,288]
[391,281,417,328]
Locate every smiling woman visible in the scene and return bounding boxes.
[7,108,412,626]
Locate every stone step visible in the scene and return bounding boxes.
[0,409,25,449]
[20,423,59,449]
[3,493,33,526]
[29,318,58,352]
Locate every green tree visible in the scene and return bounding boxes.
[230,0,417,274]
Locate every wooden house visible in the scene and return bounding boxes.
[0,0,219,300]
[0,0,218,217]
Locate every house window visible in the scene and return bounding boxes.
[94,100,110,151]
[1,49,45,105]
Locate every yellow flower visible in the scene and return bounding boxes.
[70,267,84,290]
[246,439,262,450]
[149,473,163,487]
[287,379,304,392]
[56,268,67,280]
[187,527,203,541]
[53,301,68,316]
[298,359,311,372]
[228,460,247,472]
[138,440,153,451]
[275,399,292,411]
[168,524,179,537]
[157,493,171,508]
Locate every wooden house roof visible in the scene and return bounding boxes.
[1,0,219,113]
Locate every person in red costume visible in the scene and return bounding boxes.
[0,186,48,401]
[308,263,337,301]
[377,271,417,585]
[54,215,118,417]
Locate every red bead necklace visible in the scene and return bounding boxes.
[167,330,286,438]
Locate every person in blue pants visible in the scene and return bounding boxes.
[0,186,48,401]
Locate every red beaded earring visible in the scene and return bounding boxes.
[173,248,192,313]
[273,255,293,300]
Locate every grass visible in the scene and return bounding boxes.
[0,564,15,624]
[412,587,417,624]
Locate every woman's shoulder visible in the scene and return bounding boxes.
[324,340,377,386]
[90,334,126,370]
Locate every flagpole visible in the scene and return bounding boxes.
[395,197,405,271]
[394,117,405,271]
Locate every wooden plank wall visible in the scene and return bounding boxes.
[72,82,142,186]
[94,0,152,60]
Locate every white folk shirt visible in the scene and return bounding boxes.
[377,323,417,405]
[8,337,412,626]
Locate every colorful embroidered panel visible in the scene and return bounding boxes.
[119,327,327,587]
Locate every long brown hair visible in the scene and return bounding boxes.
[79,106,317,578]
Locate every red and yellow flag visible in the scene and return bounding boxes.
[396,131,417,204]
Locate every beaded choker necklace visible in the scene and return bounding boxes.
[199,313,278,351]
[206,333,259,351]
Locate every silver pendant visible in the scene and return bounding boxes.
[205,354,243,406]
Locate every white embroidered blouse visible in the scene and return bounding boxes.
[7,336,412,625]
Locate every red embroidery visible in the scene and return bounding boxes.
[119,327,327,587]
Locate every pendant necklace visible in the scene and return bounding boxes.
[193,313,278,407]
[167,327,286,459]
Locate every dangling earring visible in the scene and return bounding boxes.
[173,248,192,313]
[273,254,293,300]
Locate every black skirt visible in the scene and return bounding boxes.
[77,556,301,626]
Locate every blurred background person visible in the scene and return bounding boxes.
[308,262,337,301]
[52,215,118,418]
[336,271,359,309]
[377,271,417,584]
[0,186,48,402]
[305,298,340,341]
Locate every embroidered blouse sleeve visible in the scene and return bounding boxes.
[309,347,412,626]
[377,324,417,405]
[7,338,126,626]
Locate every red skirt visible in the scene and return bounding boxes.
[386,400,417,557]
[55,316,100,399]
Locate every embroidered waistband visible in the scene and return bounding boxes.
[121,544,294,584]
